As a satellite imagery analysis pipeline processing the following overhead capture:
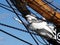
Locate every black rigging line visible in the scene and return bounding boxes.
[43,0,60,10]
[0,29,32,45]
[0,23,38,36]
[0,3,11,8]
[34,35,45,45]
[0,4,21,16]
[39,36,48,45]
[0,5,13,12]
[6,0,39,45]
[0,2,18,11]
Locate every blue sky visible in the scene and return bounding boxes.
[0,0,60,45]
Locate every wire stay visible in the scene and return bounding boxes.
[0,29,32,45]
[6,0,39,45]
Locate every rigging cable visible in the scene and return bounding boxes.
[0,29,32,45]
[0,23,38,36]
[6,0,39,45]
[43,0,60,10]
[0,3,21,16]
[34,35,46,45]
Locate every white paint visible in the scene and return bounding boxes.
[26,14,55,39]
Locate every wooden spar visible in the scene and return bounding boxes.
[25,0,60,27]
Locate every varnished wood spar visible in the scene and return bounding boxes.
[25,0,60,26]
